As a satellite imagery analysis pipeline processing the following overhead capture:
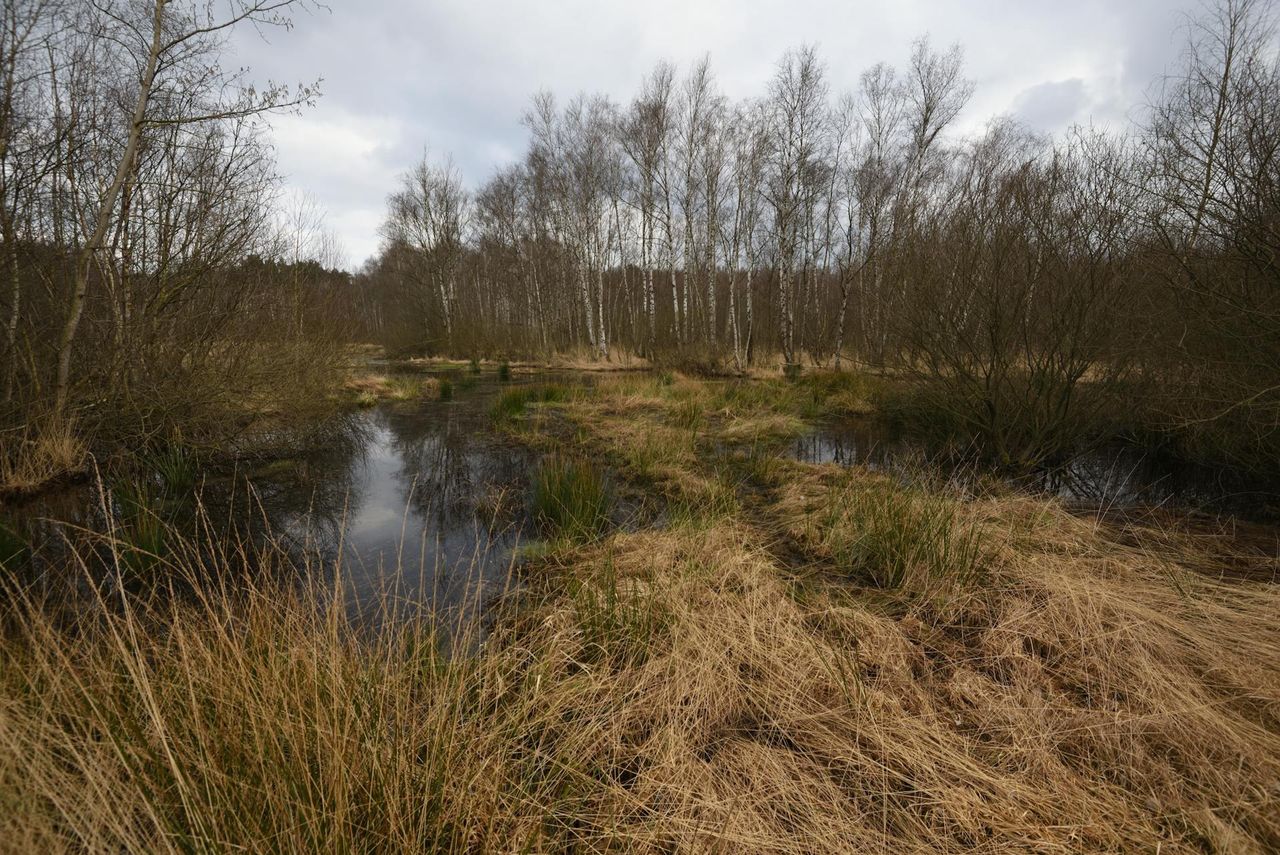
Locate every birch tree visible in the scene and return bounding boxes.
[50,0,318,414]
[764,46,828,367]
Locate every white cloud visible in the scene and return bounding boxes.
[229,0,1197,270]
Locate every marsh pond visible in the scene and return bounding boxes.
[4,368,1278,619]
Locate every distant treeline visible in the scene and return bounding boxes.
[355,0,1279,469]
[2,0,1276,475]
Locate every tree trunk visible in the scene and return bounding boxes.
[54,0,167,415]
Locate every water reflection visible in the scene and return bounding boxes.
[789,417,1280,520]
[2,372,543,622]
[296,402,533,620]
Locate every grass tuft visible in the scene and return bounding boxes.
[491,385,569,425]
[0,416,86,494]
[817,481,987,590]
[146,443,198,493]
[532,454,610,540]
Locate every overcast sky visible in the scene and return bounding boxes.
[227,0,1200,269]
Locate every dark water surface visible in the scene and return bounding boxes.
[2,370,571,620]
[5,372,1277,619]
[787,417,1280,521]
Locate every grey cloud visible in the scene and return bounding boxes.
[1012,79,1088,132]
[227,0,1209,268]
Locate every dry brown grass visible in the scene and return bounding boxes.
[3,374,1278,852]
[4,505,1277,853]
[343,373,443,406]
[0,416,86,495]
[541,373,1280,851]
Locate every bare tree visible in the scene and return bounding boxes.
[764,46,828,368]
[1140,0,1280,463]
[384,152,471,351]
[50,0,319,414]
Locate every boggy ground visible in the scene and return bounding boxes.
[2,371,1278,853]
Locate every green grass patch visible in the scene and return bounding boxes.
[532,455,610,541]
[814,482,987,591]
[144,444,198,494]
[113,483,169,574]
[491,385,570,425]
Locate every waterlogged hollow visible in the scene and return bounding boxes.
[2,369,581,621]
[789,417,1280,521]
[284,386,536,619]
[6,370,1279,622]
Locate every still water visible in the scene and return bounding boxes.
[3,370,554,620]
[5,371,1277,620]
[283,394,535,617]
[788,418,1280,520]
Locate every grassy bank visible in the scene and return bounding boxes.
[1,340,357,500]
[2,372,1278,853]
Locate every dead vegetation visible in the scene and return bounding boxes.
[343,373,444,406]
[0,415,86,496]
[2,373,1278,853]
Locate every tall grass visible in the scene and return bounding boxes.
[144,443,198,494]
[112,482,170,574]
[6,373,1280,853]
[815,482,987,590]
[0,518,26,570]
[532,455,609,540]
[0,415,86,495]
[0,536,589,853]
[3,487,1280,852]
[490,384,570,425]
